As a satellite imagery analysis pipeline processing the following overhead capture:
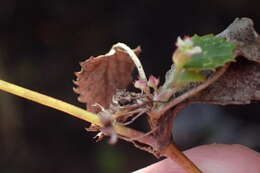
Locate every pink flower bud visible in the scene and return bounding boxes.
[147,75,159,89]
[134,79,148,91]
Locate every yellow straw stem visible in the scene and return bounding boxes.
[0,79,203,173]
[0,79,149,141]
[0,79,102,126]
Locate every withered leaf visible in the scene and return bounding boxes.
[189,17,260,105]
[189,59,260,105]
[74,46,141,113]
[218,17,260,63]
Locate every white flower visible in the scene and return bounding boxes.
[176,36,193,47]
[176,37,202,56]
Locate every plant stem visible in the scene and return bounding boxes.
[155,63,230,117]
[0,79,202,173]
[113,43,147,81]
[0,79,103,126]
[0,79,155,145]
[162,143,202,173]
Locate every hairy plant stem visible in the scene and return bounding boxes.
[0,79,202,173]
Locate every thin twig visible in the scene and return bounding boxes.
[118,108,148,126]
[114,124,158,147]
[154,63,230,117]
[129,126,159,141]
[112,103,147,119]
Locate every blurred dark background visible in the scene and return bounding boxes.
[0,0,259,172]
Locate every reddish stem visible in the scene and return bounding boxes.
[155,64,230,117]
[162,143,203,173]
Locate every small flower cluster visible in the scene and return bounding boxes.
[134,75,159,93]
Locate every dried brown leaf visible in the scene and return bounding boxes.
[188,17,260,105]
[189,59,260,105]
[218,17,260,63]
[74,46,141,113]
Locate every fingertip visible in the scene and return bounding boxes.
[186,144,260,173]
[133,144,260,173]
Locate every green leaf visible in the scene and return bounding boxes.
[175,70,206,86]
[183,34,237,70]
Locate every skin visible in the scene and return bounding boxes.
[133,144,260,173]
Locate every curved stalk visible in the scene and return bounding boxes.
[113,42,147,81]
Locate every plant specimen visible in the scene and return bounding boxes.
[0,17,259,173]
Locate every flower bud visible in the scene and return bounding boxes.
[147,75,159,89]
[134,79,148,91]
